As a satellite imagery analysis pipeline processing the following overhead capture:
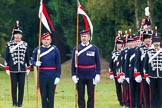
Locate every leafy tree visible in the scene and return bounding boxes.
[1,0,162,64]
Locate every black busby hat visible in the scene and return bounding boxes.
[12,21,23,35]
[115,36,123,44]
[143,32,152,40]
[127,34,135,42]
[141,18,151,26]
[145,18,151,26]
[13,27,23,35]
[152,33,161,43]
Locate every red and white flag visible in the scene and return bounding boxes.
[77,0,93,40]
[39,0,55,33]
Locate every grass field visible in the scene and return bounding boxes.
[0,59,123,108]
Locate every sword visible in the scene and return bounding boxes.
[26,75,29,103]
[0,63,5,67]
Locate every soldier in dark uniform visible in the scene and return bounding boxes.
[135,7,153,107]
[4,22,31,107]
[117,34,129,107]
[144,33,162,108]
[125,34,137,108]
[134,33,152,108]
[109,35,124,106]
[31,32,61,108]
[126,35,142,108]
[71,30,101,108]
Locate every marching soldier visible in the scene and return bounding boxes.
[117,33,129,107]
[125,34,137,108]
[144,33,162,108]
[129,35,142,108]
[134,7,153,107]
[71,30,101,108]
[4,21,31,107]
[134,32,152,108]
[109,35,124,106]
[31,32,61,108]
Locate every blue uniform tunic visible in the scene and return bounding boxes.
[71,43,101,79]
[125,48,136,80]
[31,45,61,79]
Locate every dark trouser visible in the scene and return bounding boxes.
[10,72,26,106]
[77,79,95,108]
[143,79,150,108]
[130,80,141,108]
[124,81,130,107]
[150,78,162,108]
[114,79,122,105]
[39,78,55,108]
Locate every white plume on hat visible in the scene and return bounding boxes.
[145,7,150,16]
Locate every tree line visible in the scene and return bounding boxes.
[0,0,162,64]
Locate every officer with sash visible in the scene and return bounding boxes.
[4,22,31,107]
[31,32,61,108]
[71,30,101,108]
[109,35,124,106]
[144,33,162,108]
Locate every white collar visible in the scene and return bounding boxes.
[42,45,51,48]
[81,42,89,47]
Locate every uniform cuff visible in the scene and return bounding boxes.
[27,66,32,70]
[4,66,10,70]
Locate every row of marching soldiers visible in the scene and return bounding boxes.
[108,20,162,107]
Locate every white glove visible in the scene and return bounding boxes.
[120,75,125,81]
[54,78,60,85]
[6,70,10,75]
[93,79,97,85]
[117,77,122,83]
[120,78,124,83]
[109,75,114,80]
[117,73,125,83]
[117,77,124,83]
[135,75,142,83]
[146,77,150,85]
[126,78,130,83]
[72,75,78,84]
[94,74,100,84]
[35,61,41,66]
[26,69,30,75]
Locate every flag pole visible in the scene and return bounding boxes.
[35,11,42,108]
[75,1,79,108]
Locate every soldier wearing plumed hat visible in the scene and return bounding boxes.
[4,21,31,107]
[143,28,162,108]
[108,32,125,106]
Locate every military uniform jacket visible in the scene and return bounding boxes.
[135,45,149,77]
[144,48,162,78]
[109,50,121,77]
[125,48,136,79]
[31,45,61,79]
[118,48,128,74]
[71,43,101,79]
[5,40,30,73]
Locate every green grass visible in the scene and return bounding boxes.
[0,71,123,108]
